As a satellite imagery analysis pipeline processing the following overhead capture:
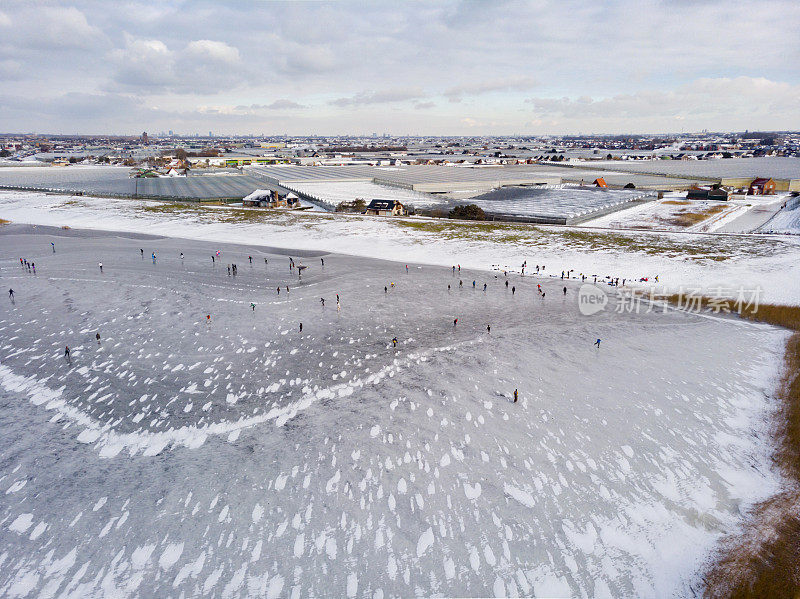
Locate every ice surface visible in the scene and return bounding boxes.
[1,191,798,305]
[0,227,788,597]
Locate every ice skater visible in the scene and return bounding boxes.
[140,248,144,258]
[513,389,518,403]
[277,287,280,294]
[96,332,101,344]
[392,337,398,347]
[594,338,601,348]
[8,288,14,301]
[51,242,55,253]
[248,256,252,263]
[563,286,567,295]
[64,346,71,363]
[152,252,156,264]
[453,318,458,327]
[98,262,103,273]
[299,322,303,332]
[321,258,325,267]
[320,298,325,307]
[212,255,215,264]
[512,286,515,295]
[251,302,256,311]
[405,264,408,273]
[483,283,487,291]
[180,252,184,261]
[486,324,491,334]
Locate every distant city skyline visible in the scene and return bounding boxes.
[1,0,799,135]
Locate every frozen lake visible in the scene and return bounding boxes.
[0,226,786,598]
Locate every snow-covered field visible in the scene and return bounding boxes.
[0,225,789,598]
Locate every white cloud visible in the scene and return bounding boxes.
[109,36,245,94]
[185,40,240,64]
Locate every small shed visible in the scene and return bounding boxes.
[593,178,608,188]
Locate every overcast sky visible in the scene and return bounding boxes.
[1,0,799,135]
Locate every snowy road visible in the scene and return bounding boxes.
[0,226,787,597]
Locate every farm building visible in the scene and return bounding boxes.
[242,189,301,208]
[365,199,406,216]
[748,177,776,195]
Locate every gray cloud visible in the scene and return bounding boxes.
[266,99,307,110]
[444,76,538,102]
[329,89,427,107]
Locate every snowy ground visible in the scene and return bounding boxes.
[0,226,788,598]
[755,197,800,234]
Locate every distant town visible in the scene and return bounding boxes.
[2,130,799,169]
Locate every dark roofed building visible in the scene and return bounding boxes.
[365,199,405,216]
